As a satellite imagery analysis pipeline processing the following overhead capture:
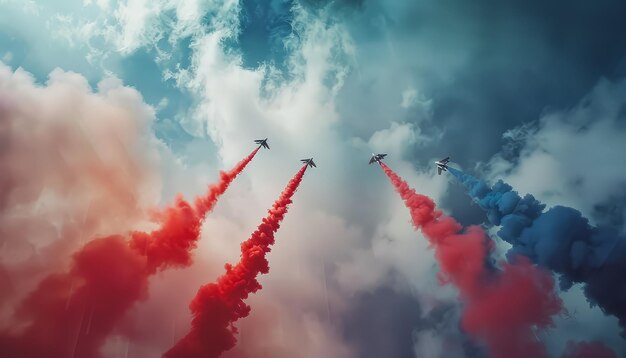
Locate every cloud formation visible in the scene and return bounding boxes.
[486,78,626,231]
[0,62,164,356]
[0,63,161,315]
[3,0,626,356]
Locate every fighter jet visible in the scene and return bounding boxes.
[301,158,316,168]
[435,156,450,175]
[254,138,270,149]
[369,153,387,164]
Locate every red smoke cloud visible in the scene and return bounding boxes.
[379,163,563,358]
[164,164,308,358]
[0,67,163,317]
[0,148,260,358]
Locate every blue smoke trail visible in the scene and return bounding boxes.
[447,167,626,337]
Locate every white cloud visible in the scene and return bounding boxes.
[486,78,626,227]
[1,52,12,63]
[0,0,236,80]
[401,88,418,108]
[0,62,166,326]
[368,121,418,156]
[155,97,169,112]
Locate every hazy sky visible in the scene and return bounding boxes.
[1,0,626,357]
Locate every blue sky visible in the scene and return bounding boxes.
[2,0,626,357]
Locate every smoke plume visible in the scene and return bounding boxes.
[0,66,162,314]
[380,162,563,358]
[164,164,308,358]
[448,167,626,338]
[0,148,260,358]
[130,147,260,274]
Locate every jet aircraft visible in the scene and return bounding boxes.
[369,153,387,164]
[435,156,450,175]
[254,138,270,149]
[301,158,316,168]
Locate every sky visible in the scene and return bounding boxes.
[1,0,626,357]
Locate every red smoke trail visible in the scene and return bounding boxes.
[379,163,563,358]
[130,147,261,273]
[164,164,308,358]
[0,148,260,358]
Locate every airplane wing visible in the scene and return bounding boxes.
[369,157,376,164]
[311,160,316,168]
[442,156,450,163]
[380,154,387,158]
[437,166,442,175]
[263,142,270,149]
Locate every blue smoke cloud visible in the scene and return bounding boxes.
[447,167,626,337]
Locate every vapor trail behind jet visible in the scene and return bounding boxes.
[448,167,626,339]
[164,164,309,358]
[380,162,563,358]
[0,147,261,358]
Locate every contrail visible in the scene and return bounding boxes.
[379,162,563,358]
[0,148,261,358]
[164,164,309,358]
[447,167,626,339]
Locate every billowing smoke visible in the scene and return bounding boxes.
[164,164,309,358]
[448,167,626,339]
[0,147,260,358]
[0,65,162,313]
[379,162,564,357]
